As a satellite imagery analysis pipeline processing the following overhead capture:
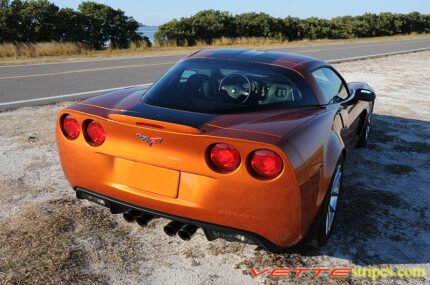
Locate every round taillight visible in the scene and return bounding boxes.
[61,115,80,140]
[86,120,105,146]
[250,149,283,179]
[209,143,241,173]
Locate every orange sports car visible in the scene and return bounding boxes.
[56,49,376,252]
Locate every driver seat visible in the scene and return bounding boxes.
[185,74,211,99]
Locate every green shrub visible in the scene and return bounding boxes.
[155,10,430,46]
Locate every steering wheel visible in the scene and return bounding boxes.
[219,73,251,103]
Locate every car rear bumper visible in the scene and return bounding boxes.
[75,187,292,252]
[66,172,303,249]
[60,156,303,249]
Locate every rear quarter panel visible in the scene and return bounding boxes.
[279,107,344,236]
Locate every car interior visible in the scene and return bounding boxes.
[142,60,315,113]
[178,68,303,107]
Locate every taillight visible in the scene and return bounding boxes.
[61,115,80,140]
[85,120,105,146]
[250,149,283,179]
[208,143,241,173]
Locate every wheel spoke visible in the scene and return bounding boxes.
[331,168,342,194]
[330,196,338,210]
[330,211,335,227]
[365,113,372,141]
[331,183,340,196]
[325,163,342,235]
[326,207,331,234]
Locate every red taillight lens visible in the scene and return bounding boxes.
[86,120,105,146]
[61,115,80,140]
[209,143,241,173]
[250,149,283,179]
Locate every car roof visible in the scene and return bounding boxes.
[183,48,327,73]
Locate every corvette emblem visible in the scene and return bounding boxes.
[136,133,163,147]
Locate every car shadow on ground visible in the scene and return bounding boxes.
[290,114,430,266]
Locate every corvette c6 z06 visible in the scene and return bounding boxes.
[56,49,375,252]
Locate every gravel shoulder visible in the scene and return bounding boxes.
[0,51,429,284]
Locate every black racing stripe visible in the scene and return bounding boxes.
[192,49,321,68]
[125,102,217,129]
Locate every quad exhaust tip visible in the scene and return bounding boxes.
[163,221,199,240]
[123,210,140,223]
[123,210,155,227]
[163,221,184,236]
[122,209,200,240]
[136,214,154,227]
[178,224,198,241]
[76,189,201,242]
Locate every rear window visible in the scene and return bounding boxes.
[143,58,317,114]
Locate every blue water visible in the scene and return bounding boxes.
[138,26,158,44]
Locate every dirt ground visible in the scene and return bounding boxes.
[0,51,429,285]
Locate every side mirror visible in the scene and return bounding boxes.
[355,89,375,102]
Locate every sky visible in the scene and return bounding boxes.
[51,0,430,26]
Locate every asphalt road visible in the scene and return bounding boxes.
[1,38,429,110]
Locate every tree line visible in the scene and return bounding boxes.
[1,2,429,49]
[0,0,147,49]
[155,10,430,46]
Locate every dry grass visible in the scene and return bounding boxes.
[212,36,283,46]
[0,199,108,284]
[0,197,157,284]
[0,40,151,59]
[0,33,429,65]
[0,43,16,57]
[0,42,89,58]
[152,37,284,48]
[128,39,151,51]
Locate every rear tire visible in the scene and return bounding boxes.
[307,156,344,248]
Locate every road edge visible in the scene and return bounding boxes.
[1,48,429,111]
